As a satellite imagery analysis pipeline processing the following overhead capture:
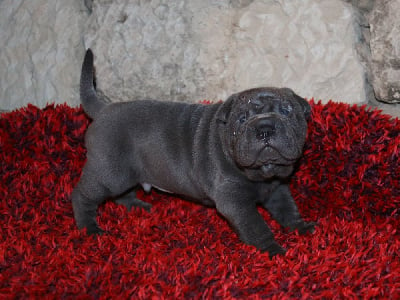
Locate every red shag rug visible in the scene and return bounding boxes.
[0,101,399,298]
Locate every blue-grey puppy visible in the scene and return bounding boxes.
[72,49,315,257]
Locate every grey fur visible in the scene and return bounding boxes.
[72,49,315,257]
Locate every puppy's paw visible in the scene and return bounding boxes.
[288,221,316,235]
[264,241,287,258]
[85,224,104,236]
[115,195,152,212]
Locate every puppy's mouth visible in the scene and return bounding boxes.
[254,144,298,166]
[248,149,297,179]
[243,161,295,180]
[261,161,293,170]
[260,161,292,173]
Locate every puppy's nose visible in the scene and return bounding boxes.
[256,118,276,141]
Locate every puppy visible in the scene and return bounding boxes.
[72,49,315,257]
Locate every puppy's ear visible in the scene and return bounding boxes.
[294,93,311,120]
[216,94,236,124]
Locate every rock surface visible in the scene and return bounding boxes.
[1,0,397,109]
[0,0,86,109]
[369,0,400,103]
[84,0,367,104]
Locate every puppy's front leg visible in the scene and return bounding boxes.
[262,184,316,234]
[216,200,286,257]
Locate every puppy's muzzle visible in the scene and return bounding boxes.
[249,115,301,161]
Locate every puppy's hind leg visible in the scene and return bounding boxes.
[71,164,135,235]
[71,175,109,235]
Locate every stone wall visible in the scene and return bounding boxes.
[0,0,87,109]
[0,0,399,110]
[369,0,400,103]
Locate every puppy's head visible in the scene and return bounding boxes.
[217,87,310,181]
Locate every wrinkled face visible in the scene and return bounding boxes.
[219,87,310,181]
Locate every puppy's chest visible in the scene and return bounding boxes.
[255,181,282,201]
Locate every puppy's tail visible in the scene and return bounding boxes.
[80,49,108,119]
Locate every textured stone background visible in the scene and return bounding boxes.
[369,0,400,103]
[0,0,87,109]
[0,0,399,110]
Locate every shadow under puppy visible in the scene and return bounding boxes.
[72,49,315,257]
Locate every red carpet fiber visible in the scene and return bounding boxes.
[0,101,399,298]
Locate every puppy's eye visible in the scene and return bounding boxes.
[239,114,247,124]
[250,101,264,110]
[279,105,292,116]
